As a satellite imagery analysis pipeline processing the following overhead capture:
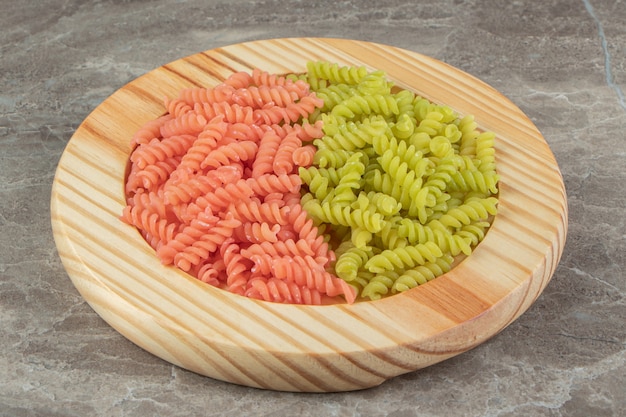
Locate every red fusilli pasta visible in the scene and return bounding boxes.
[121,67,356,305]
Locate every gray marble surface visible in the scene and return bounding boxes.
[1,0,625,416]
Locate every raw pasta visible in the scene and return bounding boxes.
[122,60,500,305]
[295,61,500,300]
[122,68,355,305]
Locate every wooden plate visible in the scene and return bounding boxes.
[50,38,567,392]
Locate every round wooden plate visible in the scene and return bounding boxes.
[51,38,567,392]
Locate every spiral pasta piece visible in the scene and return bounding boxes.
[335,244,373,281]
[200,140,258,170]
[251,68,305,89]
[391,254,454,293]
[130,114,173,147]
[174,118,229,174]
[273,132,302,175]
[163,168,244,206]
[475,131,497,173]
[252,130,281,177]
[196,260,226,287]
[254,95,324,125]
[242,239,317,259]
[364,242,443,273]
[178,84,236,105]
[160,112,207,137]
[455,221,491,246]
[332,152,365,205]
[291,145,317,167]
[315,84,357,112]
[155,212,220,265]
[172,215,242,271]
[234,222,281,244]
[299,166,342,186]
[246,174,302,196]
[130,135,197,170]
[127,156,182,192]
[229,200,291,225]
[360,271,398,300]
[394,89,417,123]
[194,102,256,125]
[457,114,480,156]
[312,148,352,168]
[437,197,498,228]
[303,199,385,233]
[164,97,193,118]
[245,277,323,305]
[232,84,302,108]
[448,170,500,194]
[121,202,179,245]
[306,61,368,85]
[270,255,356,302]
[331,94,399,121]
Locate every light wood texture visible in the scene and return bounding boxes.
[50,38,567,392]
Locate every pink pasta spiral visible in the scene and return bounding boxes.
[174,118,229,174]
[233,222,281,244]
[251,130,281,177]
[121,203,179,245]
[196,259,226,286]
[203,179,255,210]
[133,156,183,192]
[271,255,356,302]
[130,135,196,170]
[265,120,324,144]
[130,114,173,147]
[163,166,242,206]
[162,213,241,269]
[232,85,302,108]
[229,200,291,225]
[273,132,302,175]
[251,68,292,88]
[253,95,323,125]
[160,112,207,137]
[246,174,302,196]
[286,204,329,256]
[218,240,252,294]
[178,84,236,105]
[226,122,262,143]
[164,97,193,117]
[223,71,254,89]
[245,277,323,305]
[200,140,258,170]
[194,102,256,125]
[241,239,317,258]
[292,145,317,167]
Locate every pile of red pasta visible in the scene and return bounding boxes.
[122,62,499,305]
[123,68,357,304]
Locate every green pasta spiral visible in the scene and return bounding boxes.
[364,242,443,273]
[306,61,368,86]
[331,94,400,120]
[392,255,454,293]
[334,243,373,281]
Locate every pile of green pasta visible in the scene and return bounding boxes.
[290,61,499,301]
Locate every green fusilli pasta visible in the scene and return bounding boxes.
[297,61,500,300]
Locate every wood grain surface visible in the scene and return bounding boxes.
[50,38,568,392]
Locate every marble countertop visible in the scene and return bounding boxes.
[2,1,624,416]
